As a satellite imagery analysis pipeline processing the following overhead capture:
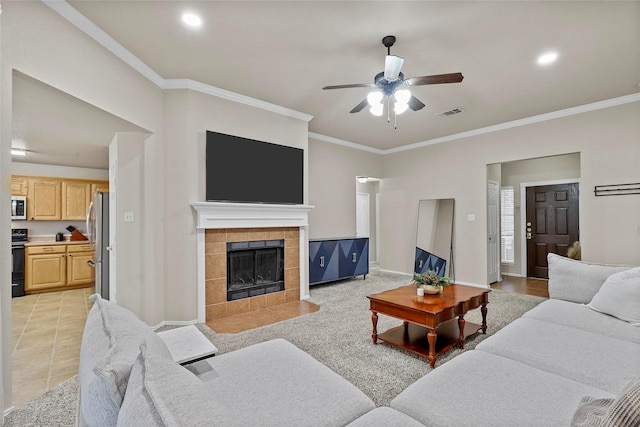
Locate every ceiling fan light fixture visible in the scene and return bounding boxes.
[394,102,409,115]
[370,103,384,116]
[367,91,383,106]
[394,89,411,105]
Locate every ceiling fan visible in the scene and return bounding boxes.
[323,35,463,122]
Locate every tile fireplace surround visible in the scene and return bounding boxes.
[192,202,313,323]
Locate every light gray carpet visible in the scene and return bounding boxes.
[4,270,545,425]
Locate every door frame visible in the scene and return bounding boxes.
[487,180,500,284]
[520,178,580,277]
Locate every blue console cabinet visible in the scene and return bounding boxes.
[309,237,369,286]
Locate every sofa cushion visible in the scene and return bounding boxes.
[391,350,614,427]
[587,267,640,326]
[476,317,640,394]
[572,377,640,427]
[79,294,172,427]
[117,343,234,426]
[202,338,376,426]
[523,299,640,344]
[346,407,425,427]
[547,253,631,304]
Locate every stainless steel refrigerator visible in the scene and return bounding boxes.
[86,191,110,300]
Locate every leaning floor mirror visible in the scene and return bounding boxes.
[415,198,455,280]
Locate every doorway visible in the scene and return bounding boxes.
[524,182,579,278]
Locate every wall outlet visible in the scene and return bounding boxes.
[467,214,476,222]
[124,211,135,223]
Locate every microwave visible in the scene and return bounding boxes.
[11,196,27,220]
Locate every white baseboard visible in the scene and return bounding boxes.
[4,406,14,417]
[369,261,380,270]
[151,319,198,331]
[378,269,413,277]
[453,280,490,289]
[501,272,525,278]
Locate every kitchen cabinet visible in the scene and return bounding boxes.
[28,179,62,220]
[25,242,94,293]
[13,175,109,221]
[66,243,94,286]
[25,245,66,292]
[62,181,91,220]
[91,182,110,194]
[11,176,29,196]
[309,237,369,286]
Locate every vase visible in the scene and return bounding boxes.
[422,285,440,295]
[417,287,424,296]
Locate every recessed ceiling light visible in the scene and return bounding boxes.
[537,51,558,65]
[182,12,202,28]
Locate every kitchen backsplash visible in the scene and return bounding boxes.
[11,220,87,241]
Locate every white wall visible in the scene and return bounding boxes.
[382,101,640,285]
[308,138,383,239]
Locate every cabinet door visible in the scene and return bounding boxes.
[62,181,91,220]
[26,253,66,292]
[11,176,28,196]
[339,238,369,278]
[29,179,61,220]
[309,240,339,285]
[67,251,94,286]
[91,181,109,194]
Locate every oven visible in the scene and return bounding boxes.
[11,228,28,298]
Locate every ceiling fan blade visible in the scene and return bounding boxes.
[408,96,426,111]
[323,83,375,90]
[405,72,464,86]
[350,99,369,114]
[384,55,404,80]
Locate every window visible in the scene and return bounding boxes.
[500,187,515,263]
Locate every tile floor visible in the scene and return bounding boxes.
[11,287,93,407]
[206,300,320,333]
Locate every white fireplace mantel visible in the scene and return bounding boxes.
[192,202,314,229]
[192,202,314,323]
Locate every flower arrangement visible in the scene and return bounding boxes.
[413,270,451,288]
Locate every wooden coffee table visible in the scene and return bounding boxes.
[367,284,489,368]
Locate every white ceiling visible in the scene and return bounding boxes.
[12,1,640,169]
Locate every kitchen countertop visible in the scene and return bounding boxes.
[24,240,91,247]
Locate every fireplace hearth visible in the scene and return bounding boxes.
[227,239,285,301]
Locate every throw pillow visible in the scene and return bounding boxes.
[587,267,640,326]
[118,343,232,426]
[80,294,173,426]
[572,377,640,427]
[547,253,631,304]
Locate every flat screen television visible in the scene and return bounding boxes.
[206,130,303,204]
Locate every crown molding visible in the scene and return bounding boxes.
[42,0,165,87]
[312,93,640,155]
[43,1,312,123]
[44,1,639,153]
[308,132,385,154]
[163,79,313,122]
[383,93,640,154]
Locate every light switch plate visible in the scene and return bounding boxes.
[467,214,476,222]
[124,211,135,223]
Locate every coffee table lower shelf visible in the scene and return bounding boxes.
[377,320,483,363]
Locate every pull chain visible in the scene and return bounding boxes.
[387,96,391,123]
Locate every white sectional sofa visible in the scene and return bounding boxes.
[78,254,640,426]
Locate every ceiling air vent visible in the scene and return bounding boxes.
[439,108,464,117]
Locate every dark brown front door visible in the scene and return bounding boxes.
[526,183,579,279]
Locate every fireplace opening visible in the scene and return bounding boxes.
[227,239,284,301]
